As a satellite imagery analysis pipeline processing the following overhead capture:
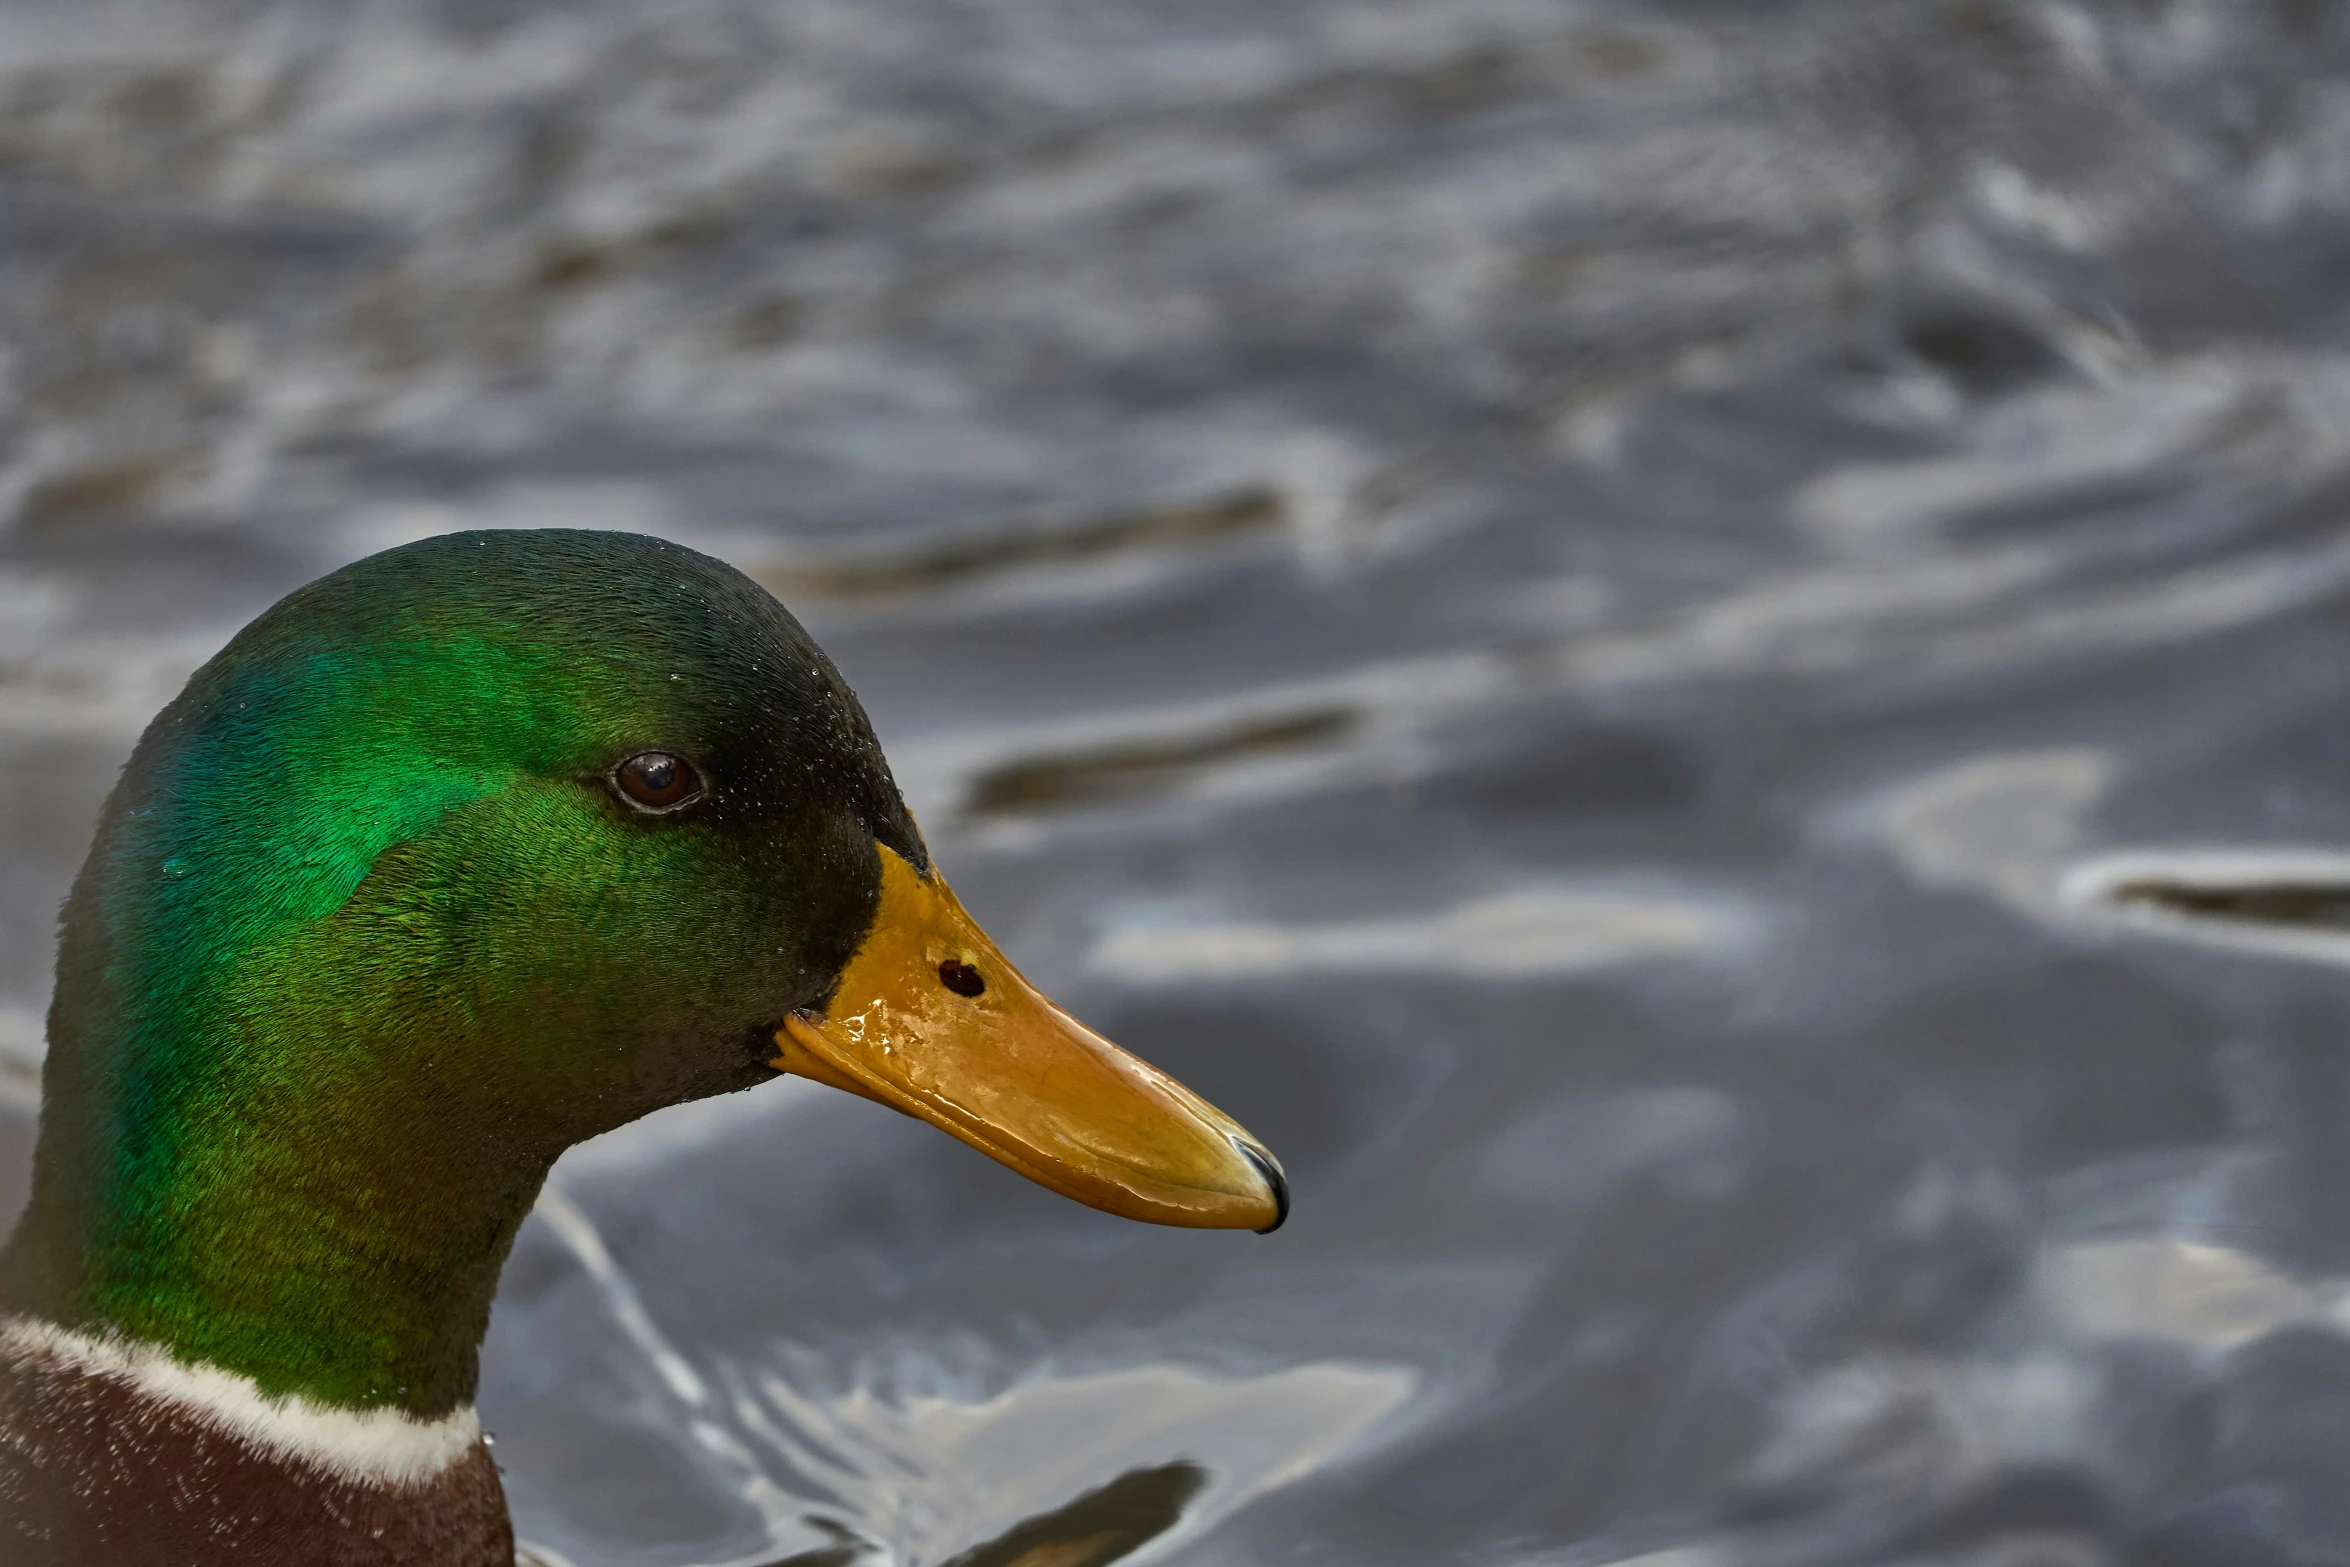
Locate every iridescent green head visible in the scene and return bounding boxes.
[0,532,925,1412]
[0,530,1282,1421]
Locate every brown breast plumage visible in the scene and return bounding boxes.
[0,1338,514,1567]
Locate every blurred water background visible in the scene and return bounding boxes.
[18,0,2350,1563]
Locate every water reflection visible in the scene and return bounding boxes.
[14,0,2350,1562]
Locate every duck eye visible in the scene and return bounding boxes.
[939,959,985,997]
[612,751,701,812]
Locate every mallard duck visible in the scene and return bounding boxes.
[0,530,1284,1565]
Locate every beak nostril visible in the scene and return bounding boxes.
[1236,1141,1289,1234]
[938,959,985,997]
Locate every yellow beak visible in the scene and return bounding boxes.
[772,844,1287,1232]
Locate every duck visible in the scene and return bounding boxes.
[0,529,1285,1565]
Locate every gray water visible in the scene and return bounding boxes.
[12,1,2350,1562]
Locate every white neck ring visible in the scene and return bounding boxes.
[0,1314,482,1488]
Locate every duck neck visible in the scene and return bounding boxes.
[2,1018,563,1421]
[0,838,613,1426]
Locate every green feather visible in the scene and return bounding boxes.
[2,530,922,1416]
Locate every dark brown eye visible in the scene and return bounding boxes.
[939,959,985,997]
[613,751,701,812]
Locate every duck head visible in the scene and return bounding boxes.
[0,530,1282,1421]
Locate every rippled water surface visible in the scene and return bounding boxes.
[19,1,2350,1562]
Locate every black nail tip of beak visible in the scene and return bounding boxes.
[1237,1142,1289,1234]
